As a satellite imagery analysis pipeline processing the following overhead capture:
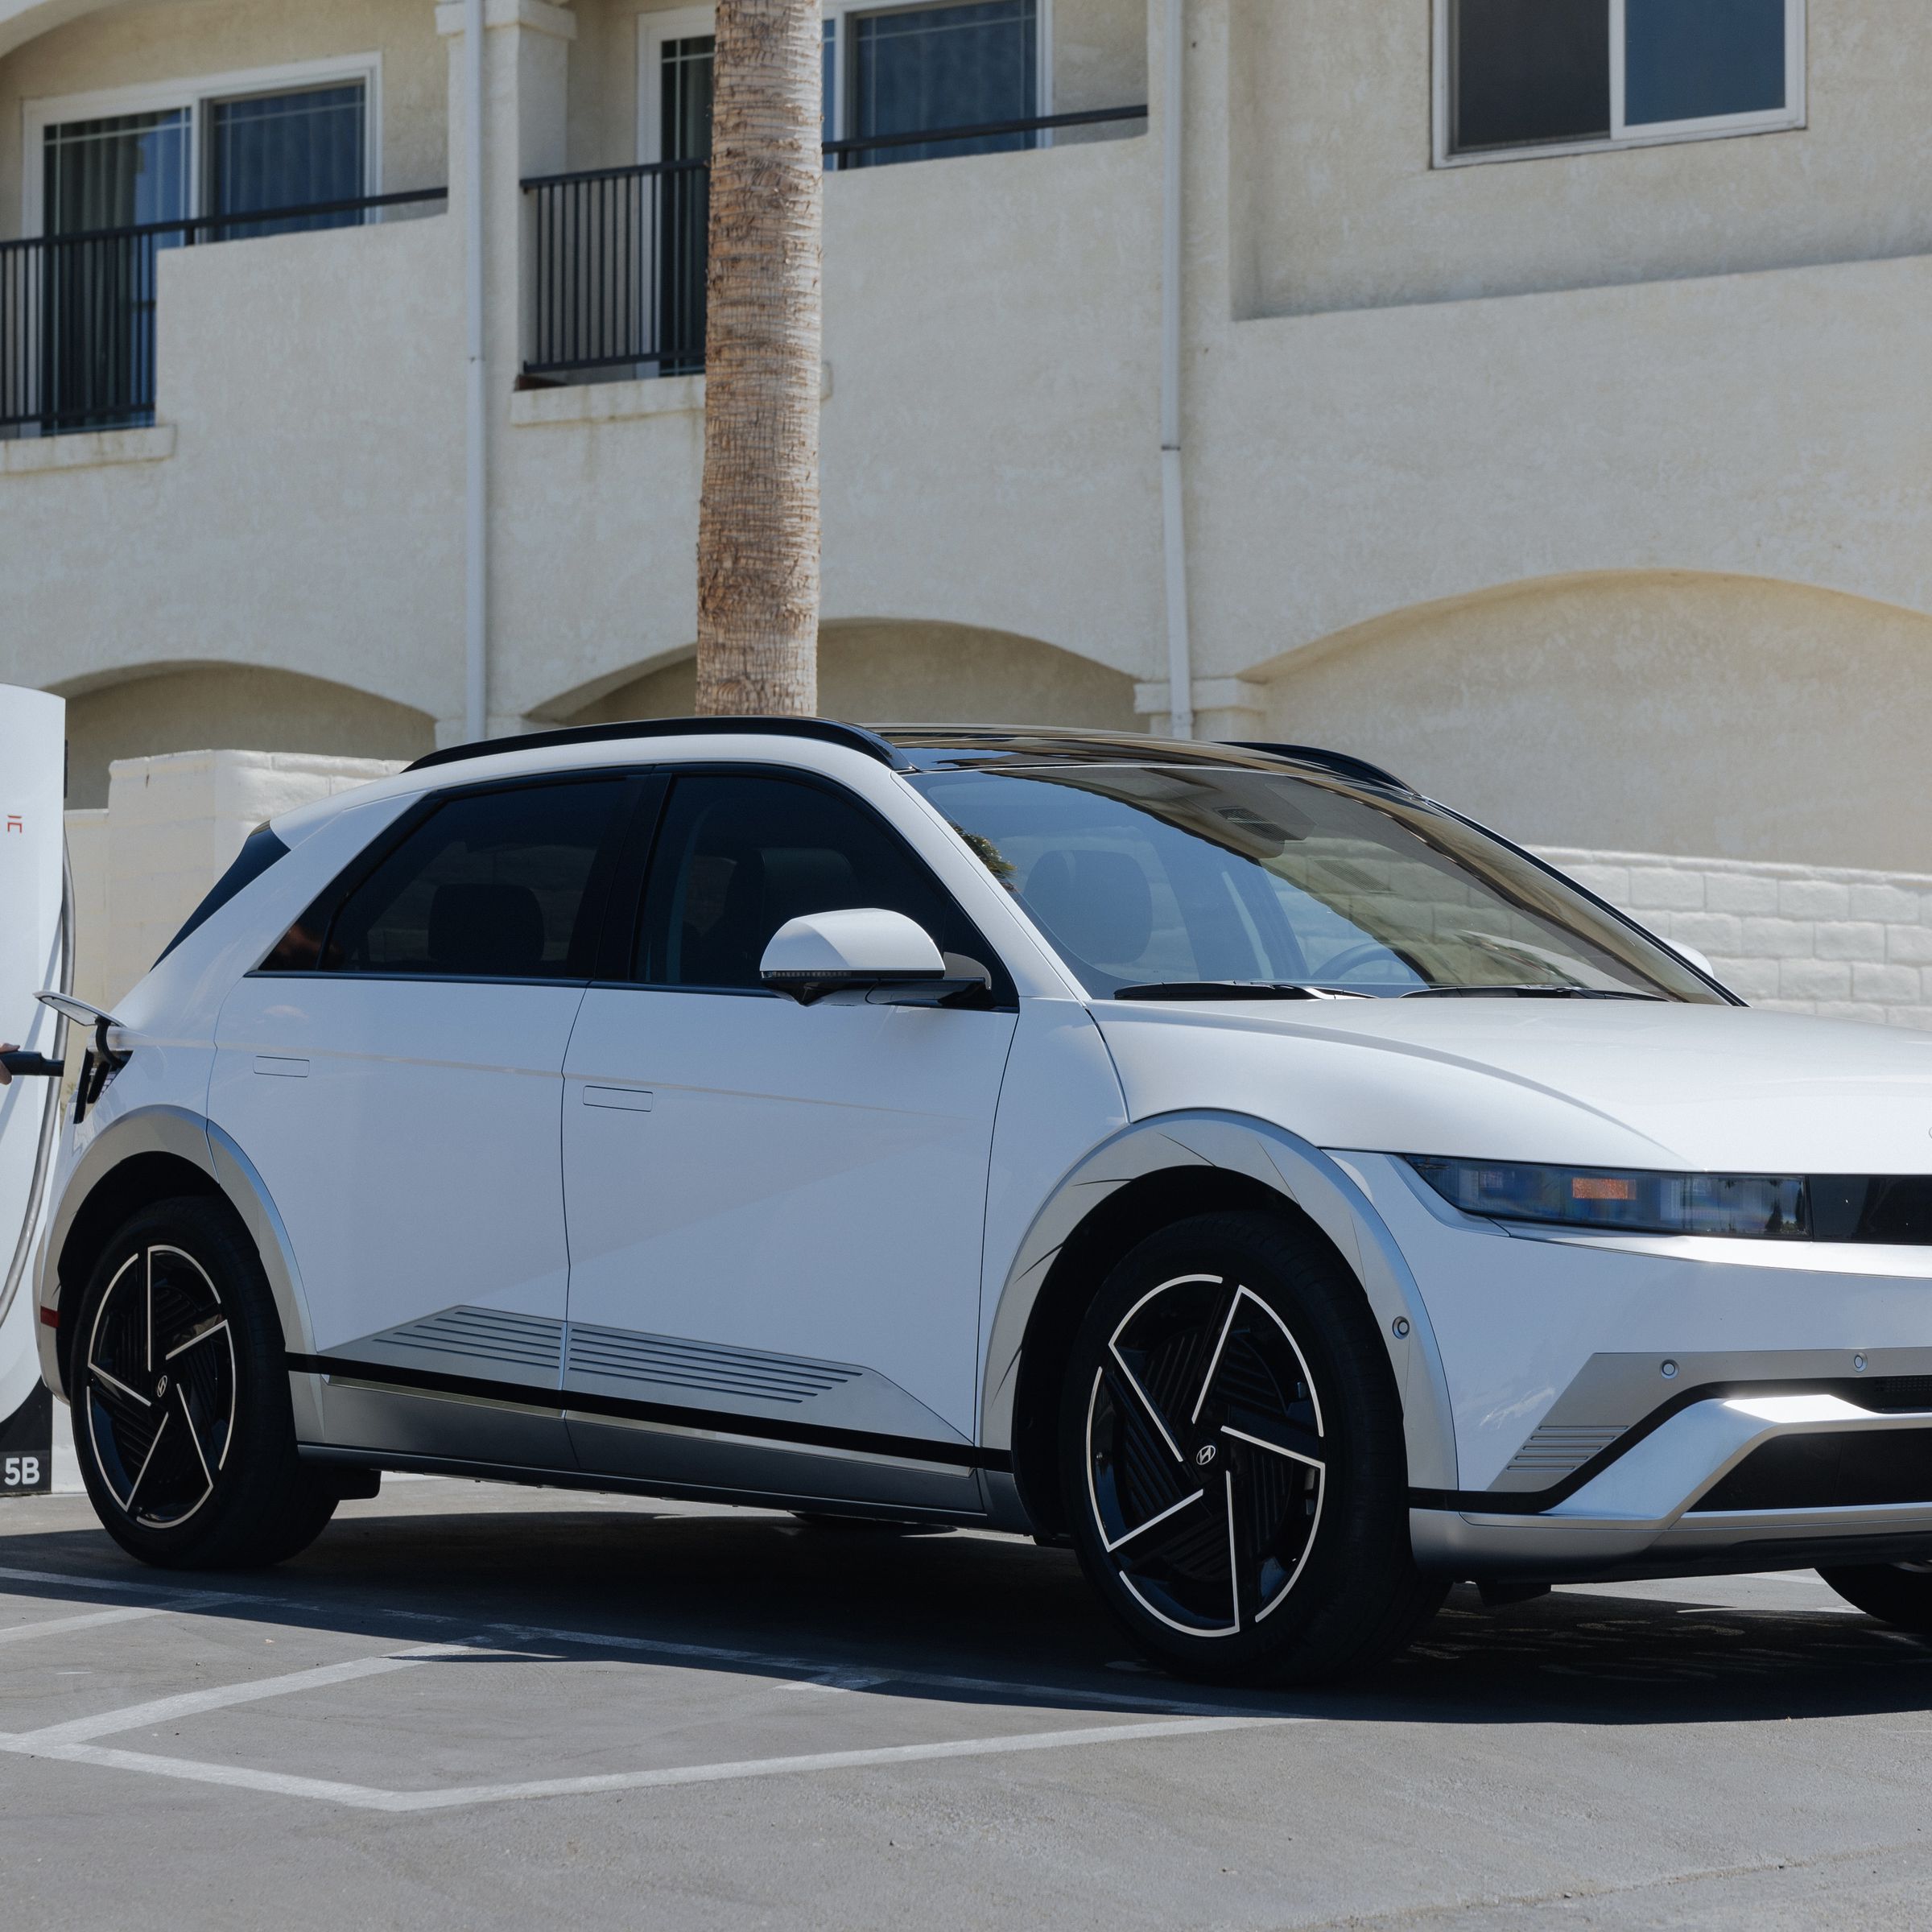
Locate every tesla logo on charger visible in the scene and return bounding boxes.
[3,815,20,834]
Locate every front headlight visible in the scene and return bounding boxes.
[1405,1157,1809,1239]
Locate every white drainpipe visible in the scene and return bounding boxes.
[463,0,488,743]
[1159,0,1193,740]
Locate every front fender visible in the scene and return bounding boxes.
[978,1109,1459,1492]
[37,1104,320,1436]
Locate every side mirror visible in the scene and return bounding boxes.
[760,908,955,1005]
[1666,939,1716,979]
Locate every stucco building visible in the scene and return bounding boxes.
[2,2,1926,908]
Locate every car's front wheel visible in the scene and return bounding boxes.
[1818,1560,1932,1630]
[1059,1211,1443,1684]
[72,1196,337,1570]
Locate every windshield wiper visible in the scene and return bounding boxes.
[1400,985,1665,1001]
[1112,981,1371,1001]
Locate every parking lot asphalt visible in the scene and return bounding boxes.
[3,1477,1931,1932]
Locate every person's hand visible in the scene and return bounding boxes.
[0,1043,14,1087]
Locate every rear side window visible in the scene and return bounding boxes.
[635,773,989,991]
[265,780,626,980]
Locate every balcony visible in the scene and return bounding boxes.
[0,188,446,439]
[520,106,1146,386]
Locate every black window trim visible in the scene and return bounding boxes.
[600,760,1019,1009]
[249,766,649,986]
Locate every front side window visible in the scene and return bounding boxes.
[636,773,985,990]
[1443,0,1801,162]
[272,780,626,980]
[913,763,1724,1002]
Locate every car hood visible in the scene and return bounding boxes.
[1092,998,1932,1173]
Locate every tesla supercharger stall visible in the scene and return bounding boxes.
[0,684,67,1496]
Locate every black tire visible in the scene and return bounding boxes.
[1059,1210,1444,1685]
[1817,1562,1932,1631]
[71,1196,337,1570]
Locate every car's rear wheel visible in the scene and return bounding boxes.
[72,1197,337,1570]
[1817,1560,1932,1630]
[1059,1211,1443,1685]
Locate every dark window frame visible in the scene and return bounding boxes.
[252,768,647,985]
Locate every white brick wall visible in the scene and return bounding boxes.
[1538,848,1932,1030]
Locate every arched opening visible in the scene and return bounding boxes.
[554,621,1141,733]
[1245,572,1932,873]
[60,664,435,807]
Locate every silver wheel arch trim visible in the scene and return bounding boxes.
[977,1109,1460,1493]
[37,1105,322,1439]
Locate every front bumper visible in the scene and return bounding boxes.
[1413,1392,1932,1578]
[1334,1153,1932,1580]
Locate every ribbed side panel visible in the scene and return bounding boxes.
[1502,1424,1625,1479]
[373,1307,564,1374]
[564,1323,861,1406]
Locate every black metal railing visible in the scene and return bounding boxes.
[522,104,1147,380]
[0,186,446,436]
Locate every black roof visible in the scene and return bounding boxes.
[408,718,1415,795]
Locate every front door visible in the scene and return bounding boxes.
[560,770,1018,1508]
[210,774,635,1467]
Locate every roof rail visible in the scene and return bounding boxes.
[1224,742,1416,795]
[407,716,908,775]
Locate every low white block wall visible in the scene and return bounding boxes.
[68,750,404,1006]
[1539,848,1932,1031]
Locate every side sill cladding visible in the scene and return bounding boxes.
[980,1110,1460,1494]
[39,1106,321,1439]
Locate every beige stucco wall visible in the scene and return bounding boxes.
[0,0,448,242]
[0,204,464,721]
[1257,574,1932,875]
[1,0,1927,890]
[62,665,433,806]
[1229,0,1932,318]
[562,619,1139,727]
[495,129,1161,724]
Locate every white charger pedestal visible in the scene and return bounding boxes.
[0,683,66,1497]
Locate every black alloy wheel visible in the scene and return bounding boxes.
[1060,1211,1444,1684]
[83,1241,237,1530]
[72,1197,339,1569]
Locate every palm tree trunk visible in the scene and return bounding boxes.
[694,0,822,716]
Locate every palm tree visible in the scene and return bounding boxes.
[694,0,823,716]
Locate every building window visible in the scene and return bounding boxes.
[844,0,1040,167]
[27,61,378,237]
[1438,0,1803,164]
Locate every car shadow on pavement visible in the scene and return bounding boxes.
[6,1493,1931,1731]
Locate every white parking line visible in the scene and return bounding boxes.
[0,1606,163,1647]
[10,1715,1278,1814]
[9,1641,475,1749]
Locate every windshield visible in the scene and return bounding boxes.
[910,763,1723,1002]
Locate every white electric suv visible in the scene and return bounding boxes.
[30,721,1932,1682]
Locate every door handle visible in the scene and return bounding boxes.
[253,1055,309,1078]
[583,1084,654,1113]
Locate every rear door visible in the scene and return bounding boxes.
[559,767,1018,1509]
[210,773,638,1466]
